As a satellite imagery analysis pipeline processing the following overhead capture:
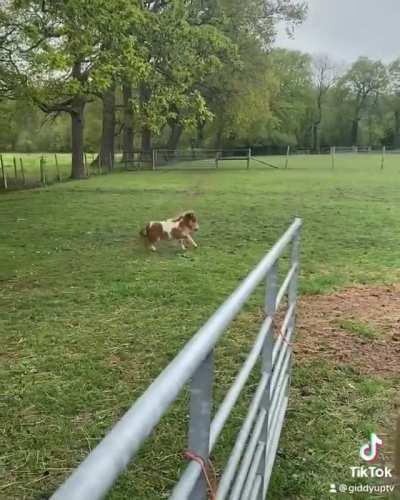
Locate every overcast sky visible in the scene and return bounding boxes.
[275,0,400,63]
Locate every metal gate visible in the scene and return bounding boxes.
[52,218,302,500]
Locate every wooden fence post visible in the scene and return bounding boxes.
[1,155,7,189]
[285,145,290,169]
[55,154,62,182]
[20,158,25,185]
[13,156,17,180]
[84,153,89,177]
[40,156,47,185]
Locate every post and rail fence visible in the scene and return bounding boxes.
[1,145,398,191]
[51,218,302,500]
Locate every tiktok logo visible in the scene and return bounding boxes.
[359,433,383,462]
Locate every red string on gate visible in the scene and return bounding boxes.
[183,450,217,500]
[268,316,294,348]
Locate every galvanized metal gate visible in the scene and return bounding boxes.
[52,218,302,500]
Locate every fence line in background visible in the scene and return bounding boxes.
[1,145,398,191]
[51,218,302,500]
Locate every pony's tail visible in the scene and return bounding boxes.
[139,224,149,238]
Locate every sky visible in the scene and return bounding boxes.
[275,0,400,63]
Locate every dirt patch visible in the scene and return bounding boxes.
[295,284,400,377]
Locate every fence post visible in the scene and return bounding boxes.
[55,154,62,182]
[381,146,386,170]
[285,145,290,169]
[247,148,251,169]
[40,156,47,185]
[1,155,7,189]
[152,149,156,171]
[84,153,89,177]
[259,262,278,496]
[13,156,17,180]
[20,158,25,185]
[188,352,214,500]
[285,227,301,397]
[331,146,335,169]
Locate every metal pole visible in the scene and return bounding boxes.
[259,263,278,497]
[188,352,214,500]
[152,149,156,171]
[331,146,335,169]
[285,226,301,398]
[247,148,251,169]
[381,146,385,170]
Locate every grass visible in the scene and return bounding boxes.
[0,153,73,185]
[337,319,380,340]
[1,154,400,499]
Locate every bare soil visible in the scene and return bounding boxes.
[295,284,400,378]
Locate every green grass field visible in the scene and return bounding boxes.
[1,155,400,499]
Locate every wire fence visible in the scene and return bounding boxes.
[1,146,399,191]
[0,151,154,190]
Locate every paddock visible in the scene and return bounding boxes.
[1,163,399,499]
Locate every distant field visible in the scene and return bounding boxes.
[1,156,400,498]
[1,151,400,189]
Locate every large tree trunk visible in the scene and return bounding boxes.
[71,97,86,179]
[312,122,321,152]
[141,128,151,153]
[166,121,183,150]
[122,83,134,160]
[214,126,223,150]
[99,85,116,170]
[196,121,205,148]
[316,124,321,152]
[140,84,151,153]
[351,118,359,146]
[393,110,400,147]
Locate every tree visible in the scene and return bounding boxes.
[266,49,313,146]
[387,59,400,147]
[134,0,234,152]
[189,0,308,148]
[311,55,338,151]
[1,0,147,178]
[122,83,135,160]
[339,57,388,145]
